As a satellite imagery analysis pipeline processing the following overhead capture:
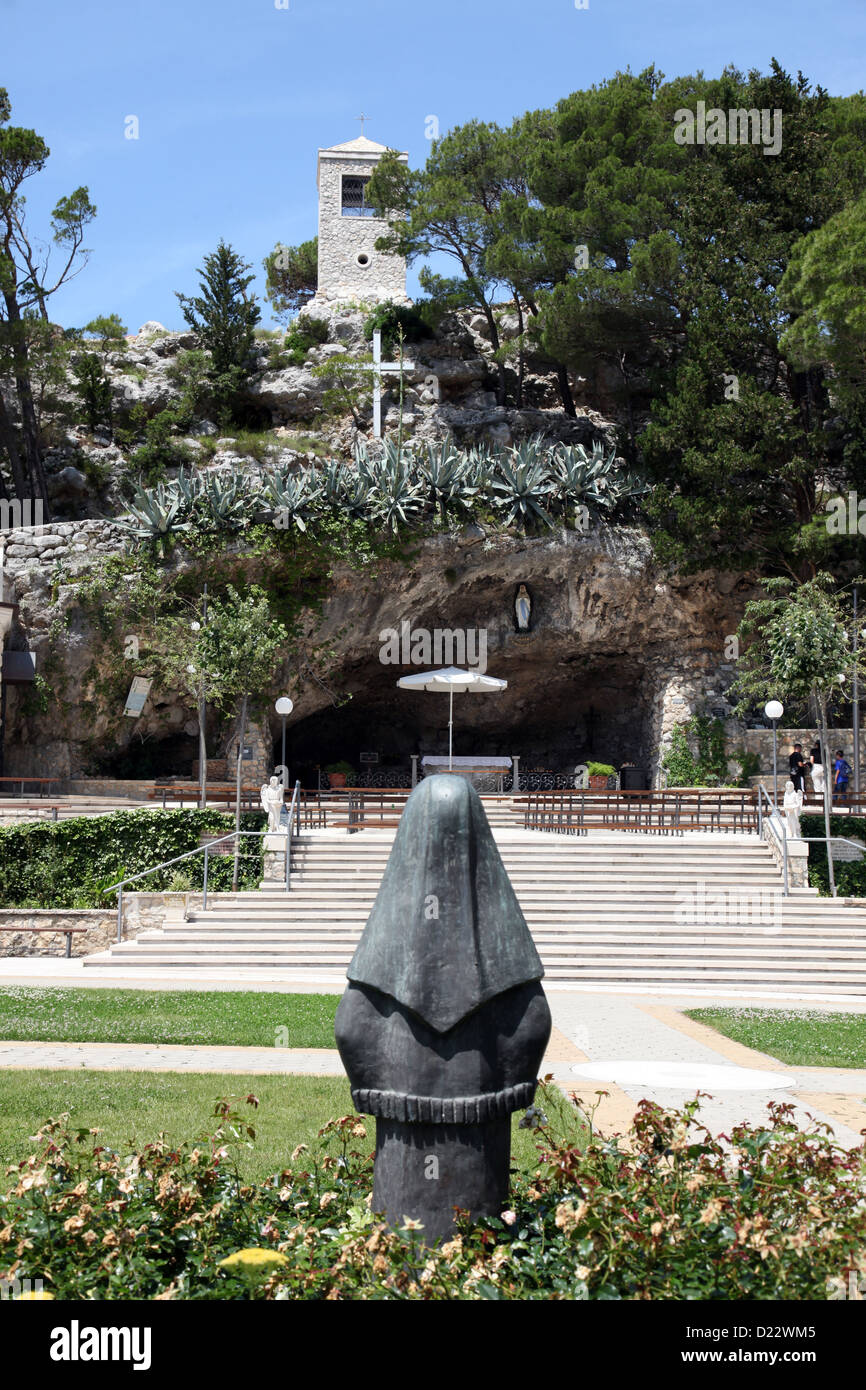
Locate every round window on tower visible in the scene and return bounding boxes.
[356,252,371,268]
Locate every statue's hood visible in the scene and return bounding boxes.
[346,775,544,1033]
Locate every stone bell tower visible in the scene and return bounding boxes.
[310,133,410,310]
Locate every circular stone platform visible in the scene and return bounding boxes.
[570,1061,795,1091]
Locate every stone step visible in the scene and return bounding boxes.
[109,928,866,951]
[289,839,772,850]
[87,955,866,985]
[284,861,778,876]
[94,940,866,966]
[183,901,849,923]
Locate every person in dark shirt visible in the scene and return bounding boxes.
[788,744,806,793]
[834,750,851,803]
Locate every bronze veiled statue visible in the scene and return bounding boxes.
[335,774,552,1242]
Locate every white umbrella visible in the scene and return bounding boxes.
[397,666,507,770]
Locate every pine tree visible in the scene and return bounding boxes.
[175,241,261,426]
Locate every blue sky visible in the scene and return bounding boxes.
[4,0,865,332]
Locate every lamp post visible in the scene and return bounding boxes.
[275,697,293,789]
[853,587,860,802]
[765,700,784,807]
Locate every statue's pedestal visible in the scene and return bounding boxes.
[373,1118,510,1244]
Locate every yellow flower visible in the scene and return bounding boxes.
[440,1238,463,1259]
[319,1191,339,1210]
[14,1289,54,1300]
[650,1221,664,1237]
[351,1123,367,1139]
[699,1199,725,1225]
[218,1248,290,1276]
[63,1216,84,1233]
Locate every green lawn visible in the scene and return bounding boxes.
[687,1007,866,1068]
[0,1072,583,1187]
[0,987,340,1048]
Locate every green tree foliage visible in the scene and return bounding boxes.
[0,87,97,506]
[374,65,866,574]
[779,191,866,466]
[367,127,518,403]
[196,585,288,887]
[176,240,261,426]
[543,62,866,577]
[68,314,127,434]
[263,237,318,321]
[730,573,866,894]
[310,352,373,427]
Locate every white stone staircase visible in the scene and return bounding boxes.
[84,828,866,996]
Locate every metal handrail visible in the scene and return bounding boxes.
[103,828,268,943]
[757,782,789,896]
[284,780,301,892]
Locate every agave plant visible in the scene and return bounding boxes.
[320,457,352,510]
[488,439,555,531]
[364,446,425,533]
[195,468,255,533]
[261,465,322,533]
[416,436,478,523]
[171,465,203,513]
[119,480,191,554]
[551,440,650,522]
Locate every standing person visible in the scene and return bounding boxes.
[809,738,825,799]
[788,743,806,794]
[833,749,852,803]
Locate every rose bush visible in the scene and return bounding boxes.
[2,1087,864,1300]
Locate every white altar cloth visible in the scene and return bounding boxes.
[422,756,512,768]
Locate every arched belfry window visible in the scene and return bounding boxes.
[341,175,374,218]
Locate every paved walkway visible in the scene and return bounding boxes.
[0,985,863,1147]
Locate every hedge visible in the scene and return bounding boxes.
[0,808,266,909]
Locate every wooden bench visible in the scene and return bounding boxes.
[518,790,757,835]
[147,784,259,811]
[0,925,87,958]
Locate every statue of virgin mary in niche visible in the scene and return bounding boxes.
[514,584,532,632]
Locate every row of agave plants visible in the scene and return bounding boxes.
[119,435,650,546]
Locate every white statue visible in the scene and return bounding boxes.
[515,584,532,631]
[782,779,803,839]
[260,775,285,833]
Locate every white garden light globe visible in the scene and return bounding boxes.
[764,700,784,720]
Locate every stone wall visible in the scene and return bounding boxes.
[0,910,115,957]
[0,892,191,957]
[740,727,861,774]
[761,812,810,889]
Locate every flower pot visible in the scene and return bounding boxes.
[328,772,347,788]
[588,775,610,790]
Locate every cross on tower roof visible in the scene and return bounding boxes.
[355,112,371,136]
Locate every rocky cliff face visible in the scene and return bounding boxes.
[0,514,753,783]
[0,306,754,783]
